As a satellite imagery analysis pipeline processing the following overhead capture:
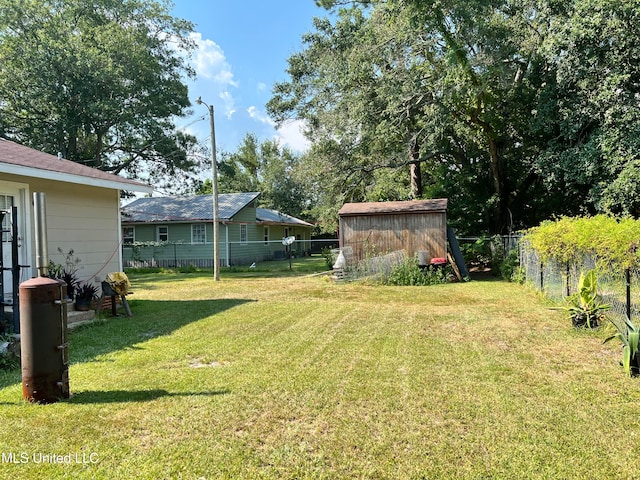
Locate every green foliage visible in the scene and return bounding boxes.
[461,236,508,272]
[0,0,200,192]
[604,316,640,377]
[524,215,640,269]
[76,283,99,301]
[214,133,311,221]
[46,248,83,299]
[500,248,523,282]
[321,247,335,268]
[177,265,198,274]
[274,0,640,233]
[385,256,449,286]
[0,334,19,371]
[554,269,610,329]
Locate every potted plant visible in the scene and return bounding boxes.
[604,316,640,377]
[554,269,610,328]
[60,270,79,301]
[74,283,99,311]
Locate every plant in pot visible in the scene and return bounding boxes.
[554,269,610,328]
[604,316,640,377]
[60,270,79,301]
[74,283,99,311]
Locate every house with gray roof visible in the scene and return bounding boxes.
[121,193,314,267]
[0,137,152,303]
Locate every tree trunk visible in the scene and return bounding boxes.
[409,140,422,198]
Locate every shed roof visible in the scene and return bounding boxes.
[122,192,262,222]
[338,198,448,217]
[0,137,152,193]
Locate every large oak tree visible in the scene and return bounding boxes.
[0,0,200,189]
[273,0,640,233]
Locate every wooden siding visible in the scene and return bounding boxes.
[339,211,446,263]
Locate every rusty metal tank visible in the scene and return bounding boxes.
[19,277,69,403]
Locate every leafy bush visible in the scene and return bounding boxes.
[0,334,19,371]
[385,256,449,286]
[321,247,335,269]
[177,264,198,273]
[499,248,522,282]
[524,215,640,269]
[460,236,493,268]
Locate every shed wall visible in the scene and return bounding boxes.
[339,212,446,263]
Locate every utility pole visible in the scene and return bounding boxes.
[196,97,220,281]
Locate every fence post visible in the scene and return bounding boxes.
[566,262,570,297]
[540,262,544,291]
[626,268,631,320]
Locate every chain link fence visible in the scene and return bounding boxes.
[329,247,409,282]
[520,240,639,330]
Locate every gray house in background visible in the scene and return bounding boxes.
[121,193,314,267]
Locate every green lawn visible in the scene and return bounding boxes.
[0,261,638,479]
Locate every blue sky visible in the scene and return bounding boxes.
[170,1,328,153]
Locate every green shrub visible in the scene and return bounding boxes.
[524,215,640,269]
[321,247,335,269]
[500,248,521,282]
[177,264,198,274]
[385,256,449,286]
[0,334,19,371]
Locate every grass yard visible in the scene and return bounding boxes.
[0,259,639,479]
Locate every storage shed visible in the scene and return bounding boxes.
[338,199,448,264]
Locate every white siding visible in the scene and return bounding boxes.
[1,173,122,285]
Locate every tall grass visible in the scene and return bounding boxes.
[0,263,638,479]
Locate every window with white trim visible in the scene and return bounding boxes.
[264,226,269,245]
[192,223,206,244]
[240,224,248,245]
[157,225,168,242]
[0,195,14,242]
[123,226,135,245]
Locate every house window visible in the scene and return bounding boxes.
[0,195,14,242]
[192,224,206,244]
[157,225,168,242]
[264,226,269,245]
[123,226,135,245]
[240,224,248,245]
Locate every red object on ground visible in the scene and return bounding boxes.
[430,257,447,265]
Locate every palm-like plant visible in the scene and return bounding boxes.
[604,316,640,377]
[557,269,610,328]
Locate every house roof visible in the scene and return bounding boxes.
[0,137,153,193]
[257,208,314,227]
[338,198,448,216]
[121,192,263,222]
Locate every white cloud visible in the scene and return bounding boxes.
[275,119,311,153]
[189,32,238,87]
[247,106,275,126]
[257,82,267,92]
[220,91,236,119]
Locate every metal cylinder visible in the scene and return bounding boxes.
[19,277,69,403]
[417,250,431,267]
[33,192,49,277]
